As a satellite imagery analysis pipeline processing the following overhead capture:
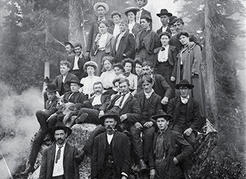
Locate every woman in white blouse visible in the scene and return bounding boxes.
[80,61,100,98]
[123,58,138,95]
[100,56,117,90]
[124,7,142,37]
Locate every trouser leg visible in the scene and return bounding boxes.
[130,125,144,160]
[36,110,50,131]
[143,126,155,162]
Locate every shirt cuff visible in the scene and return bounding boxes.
[121,172,128,177]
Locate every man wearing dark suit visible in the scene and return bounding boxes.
[156,9,172,35]
[112,19,136,63]
[169,17,184,53]
[91,114,130,179]
[68,43,88,80]
[39,121,84,179]
[135,0,151,24]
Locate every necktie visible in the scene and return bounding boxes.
[55,146,62,163]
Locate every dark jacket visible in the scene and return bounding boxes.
[167,96,203,132]
[135,91,163,125]
[63,91,90,109]
[52,73,78,96]
[153,74,172,99]
[68,54,88,79]
[112,31,136,63]
[88,93,110,110]
[169,34,183,53]
[149,129,193,179]
[91,131,131,179]
[131,23,142,37]
[44,96,59,116]
[39,143,83,179]
[156,26,172,35]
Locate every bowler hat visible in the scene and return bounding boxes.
[67,78,83,87]
[124,7,140,16]
[93,2,109,13]
[99,113,120,125]
[46,83,57,93]
[51,120,72,136]
[152,112,172,121]
[83,61,98,71]
[156,9,172,17]
[175,79,194,89]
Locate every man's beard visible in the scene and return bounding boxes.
[56,138,65,145]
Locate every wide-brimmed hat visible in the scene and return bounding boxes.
[51,120,72,136]
[135,0,148,7]
[93,2,109,13]
[152,112,172,121]
[83,61,98,71]
[99,113,120,125]
[67,78,83,87]
[175,79,194,89]
[111,10,122,18]
[124,7,140,16]
[46,83,57,93]
[156,9,172,17]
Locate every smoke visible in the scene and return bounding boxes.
[0,82,43,179]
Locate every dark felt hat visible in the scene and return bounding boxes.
[46,83,57,93]
[67,78,83,87]
[156,9,172,17]
[99,113,120,125]
[152,111,172,121]
[175,79,194,89]
[124,7,140,16]
[51,120,72,136]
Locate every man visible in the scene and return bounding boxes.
[149,112,193,179]
[156,9,172,35]
[39,121,84,179]
[135,0,151,24]
[112,19,136,63]
[91,113,130,179]
[64,41,75,58]
[21,84,59,175]
[167,79,204,146]
[109,11,122,38]
[85,2,110,58]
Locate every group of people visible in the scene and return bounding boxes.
[21,0,207,179]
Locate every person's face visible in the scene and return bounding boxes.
[160,35,170,46]
[135,63,142,76]
[93,83,103,94]
[179,35,189,45]
[97,6,106,16]
[99,23,107,34]
[65,45,73,54]
[104,118,117,133]
[60,65,70,75]
[140,19,150,29]
[156,118,169,130]
[112,14,121,24]
[174,21,184,33]
[70,83,80,92]
[142,80,153,93]
[119,23,127,32]
[54,129,66,145]
[74,46,82,56]
[160,15,169,26]
[124,62,132,73]
[127,12,135,21]
[86,66,95,76]
[114,66,123,75]
[179,87,189,97]
[119,81,129,94]
[47,91,56,100]
[142,66,152,75]
[170,25,176,35]
[103,60,112,71]
[136,0,145,8]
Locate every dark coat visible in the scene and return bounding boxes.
[169,34,182,53]
[139,8,152,21]
[52,73,78,96]
[88,93,110,110]
[39,143,82,179]
[63,91,89,109]
[131,23,142,37]
[67,54,88,79]
[167,96,203,133]
[112,31,136,63]
[153,74,172,99]
[102,93,141,125]
[135,91,163,125]
[149,129,193,179]
[44,96,59,116]
[91,131,131,179]
[156,26,172,35]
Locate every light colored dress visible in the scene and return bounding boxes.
[80,76,101,97]
[100,70,117,89]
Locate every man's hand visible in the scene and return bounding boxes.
[135,122,143,129]
[184,127,193,136]
[120,114,127,122]
[150,169,156,179]
[173,157,179,165]
[143,121,153,128]
[170,76,176,82]
[98,110,104,118]
[161,96,169,105]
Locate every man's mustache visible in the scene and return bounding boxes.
[106,126,113,130]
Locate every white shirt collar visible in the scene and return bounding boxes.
[180,95,190,104]
[106,133,114,144]
[144,89,154,99]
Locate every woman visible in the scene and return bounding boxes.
[176,31,205,116]
[80,61,100,98]
[123,58,138,96]
[124,7,142,37]
[154,32,177,89]
[113,63,125,79]
[100,56,116,90]
[135,58,143,77]
[91,20,115,75]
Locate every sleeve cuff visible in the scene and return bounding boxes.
[121,172,128,177]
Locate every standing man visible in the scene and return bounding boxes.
[85,2,110,59]
[91,113,131,179]
[156,9,172,35]
[109,11,122,38]
[135,0,151,24]
[39,121,84,179]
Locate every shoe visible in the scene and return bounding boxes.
[139,159,147,171]
[75,113,88,124]
[20,164,34,176]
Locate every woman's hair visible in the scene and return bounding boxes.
[142,61,154,69]
[60,60,71,69]
[159,31,171,39]
[118,77,130,86]
[99,20,110,27]
[113,63,124,71]
[122,58,135,67]
[135,58,142,66]
[102,55,114,65]
[177,31,190,39]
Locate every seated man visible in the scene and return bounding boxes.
[75,81,110,125]
[21,84,59,175]
[149,112,193,179]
